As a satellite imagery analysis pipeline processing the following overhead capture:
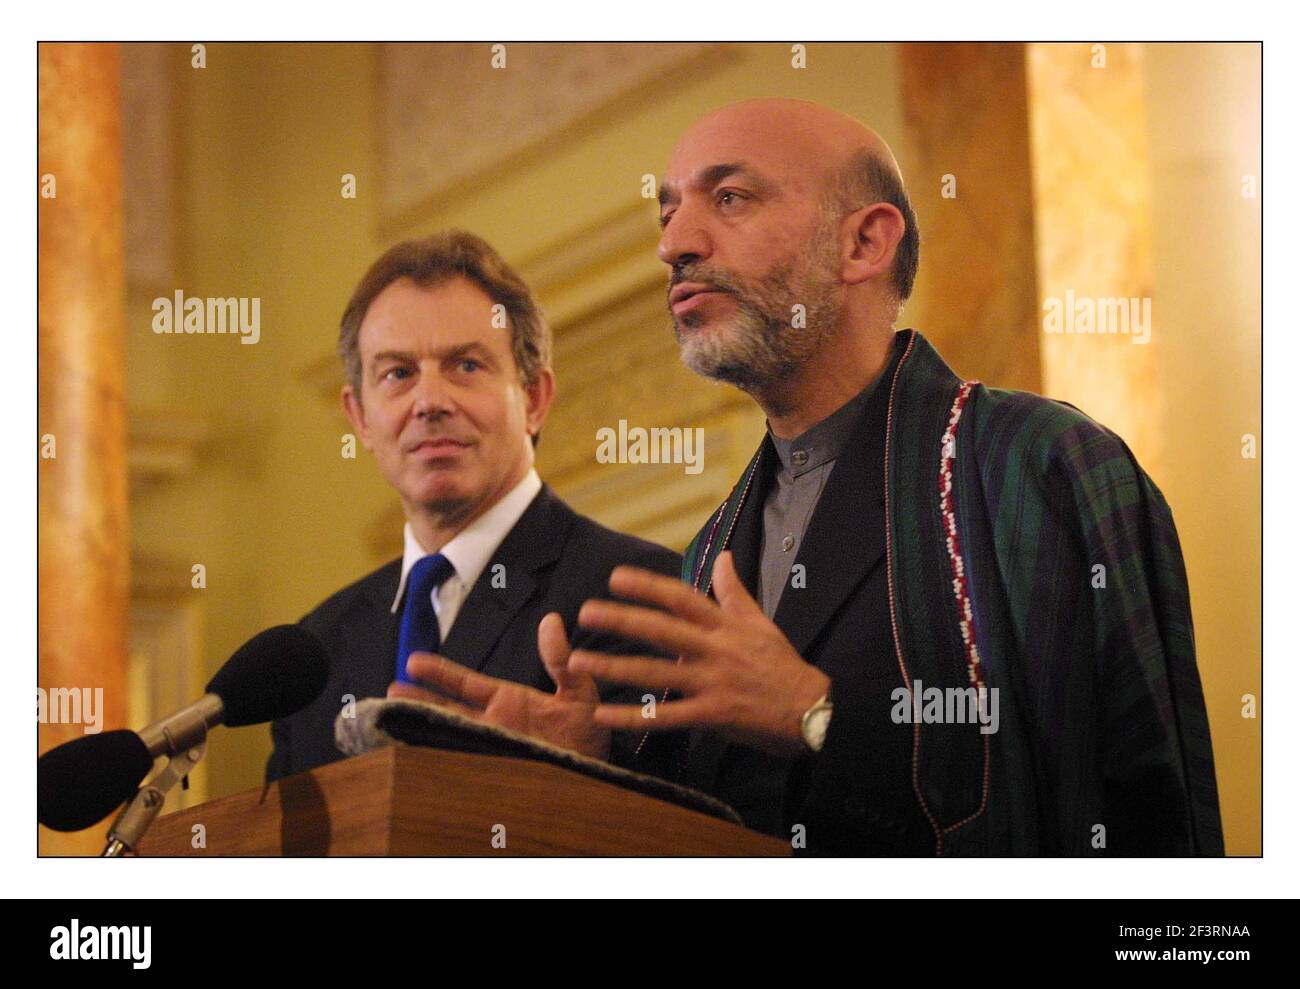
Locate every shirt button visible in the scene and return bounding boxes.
[791,450,809,467]
[782,535,794,552]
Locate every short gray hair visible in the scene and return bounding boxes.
[823,151,920,302]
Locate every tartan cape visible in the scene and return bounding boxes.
[682,329,1225,855]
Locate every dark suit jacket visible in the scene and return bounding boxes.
[682,336,935,854]
[266,484,682,783]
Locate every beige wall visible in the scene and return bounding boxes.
[120,42,1260,852]
[1142,43,1261,855]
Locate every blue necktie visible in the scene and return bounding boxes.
[396,553,456,684]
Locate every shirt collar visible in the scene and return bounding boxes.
[768,374,882,479]
[390,468,543,613]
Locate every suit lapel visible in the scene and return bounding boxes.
[684,340,898,793]
[353,559,403,702]
[770,389,889,656]
[440,485,568,672]
[708,336,901,659]
[682,464,768,790]
[723,442,775,596]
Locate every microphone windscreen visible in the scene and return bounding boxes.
[206,624,329,727]
[38,729,153,832]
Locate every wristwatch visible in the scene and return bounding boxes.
[799,688,834,752]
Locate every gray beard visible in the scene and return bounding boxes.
[674,260,842,392]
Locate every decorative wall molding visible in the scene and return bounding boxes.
[375,42,729,233]
[127,405,270,490]
[128,555,209,809]
[127,407,218,486]
[120,42,180,292]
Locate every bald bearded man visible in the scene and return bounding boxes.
[411,99,1224,857]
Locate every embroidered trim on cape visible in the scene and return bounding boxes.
[939,380,985,691]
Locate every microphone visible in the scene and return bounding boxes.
[38,624,329,833]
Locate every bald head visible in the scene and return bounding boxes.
[671,98,903,191]
[660,98,919,303]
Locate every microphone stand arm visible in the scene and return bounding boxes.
[101,741,206,857]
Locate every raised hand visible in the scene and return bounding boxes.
[386,611,612,760]
[568,551,830,756]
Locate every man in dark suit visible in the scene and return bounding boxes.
[411,100,1222,857]
[266,230,679,782]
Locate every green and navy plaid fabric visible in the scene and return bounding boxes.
[682,329,1224,856]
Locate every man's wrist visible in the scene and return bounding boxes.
[795,669,833,752]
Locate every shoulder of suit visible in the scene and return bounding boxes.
[555,503,682,578]
[298,556,401,627]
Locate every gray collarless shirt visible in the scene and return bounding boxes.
[758,377,883,617]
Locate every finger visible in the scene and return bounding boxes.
[385,682,481,719]
[577,599,712,658]
[606,565,722,628]
[710,551,765,618]
[590,697,720,732]
[568,650,701,693]
[404,652,497,708]
[538,612,591,697]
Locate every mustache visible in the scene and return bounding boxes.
[668,266,745,298]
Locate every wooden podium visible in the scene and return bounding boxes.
[136,746,790,856]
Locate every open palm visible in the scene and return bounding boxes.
[387,611,611,760]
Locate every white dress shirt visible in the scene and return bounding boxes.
[389,468,544,644]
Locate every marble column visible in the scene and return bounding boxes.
[898,42,1042,392]
[38,42,131,855]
